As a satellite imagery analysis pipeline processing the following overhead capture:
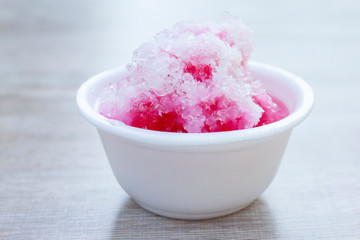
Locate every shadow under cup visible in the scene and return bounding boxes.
[77,62,314,220]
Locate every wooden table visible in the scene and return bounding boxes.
[1,1,359,239]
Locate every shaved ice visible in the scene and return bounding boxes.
[97,16,288,133]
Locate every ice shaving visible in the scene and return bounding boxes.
[97,16,288,133]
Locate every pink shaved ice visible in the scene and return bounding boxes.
[97,16,288,133]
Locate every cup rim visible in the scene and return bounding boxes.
[76,61,314,147]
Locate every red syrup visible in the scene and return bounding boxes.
[198,95,246,132]
[254,96,289,127]
[128,93,188,133]
[127,93,288,133]
[184,63,213,83]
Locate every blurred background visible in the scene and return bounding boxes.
[1,0,359,239]
[3,0,359,85]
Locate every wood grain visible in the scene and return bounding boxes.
[1,0,360,239]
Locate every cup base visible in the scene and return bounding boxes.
[134,199,254,220]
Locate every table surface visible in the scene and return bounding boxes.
[1,0,360,239]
